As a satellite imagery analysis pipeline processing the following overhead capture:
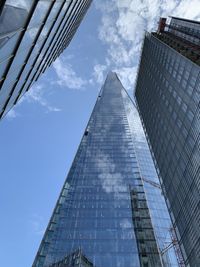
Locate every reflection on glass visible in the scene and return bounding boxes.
[29,1,51,27]
[33,73,178,267]
[50,248,95,267]
[0,4,28,36]
[0,2,29,61]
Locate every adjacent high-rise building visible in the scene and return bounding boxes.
[135,17,200,267]
[33,72,178,267]
[0,0,91,118]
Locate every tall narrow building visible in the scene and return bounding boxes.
[33,72,178,267]
[0,0,91,118]
[135,17,200,267]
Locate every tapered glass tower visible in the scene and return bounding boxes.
[0,0,91,118]
[33,72,178,267]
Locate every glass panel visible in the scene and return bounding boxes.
[7,46,30,75]
[38,1,74,66]
[0,1,31,36]
[0,31,21,62]
[5,50,37,110]
[16,80,32,103]
[6,0,32,10]
[0,75,17,111]
[2,93,15,116]
[46,1,63,23]
[29,1,52,27]
[38,21,53,41]
[17,25,40,50]
[0,57,11,80]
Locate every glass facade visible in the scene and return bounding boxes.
[0,0,92,119]
[33,72,178,267]
[135,17,200,267]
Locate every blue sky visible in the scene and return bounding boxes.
[0,1,200,266]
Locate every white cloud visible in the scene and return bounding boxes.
[121,89,146,142]
[120,218,132,229]
[113,66,138,91]
[94,0,200,90]
[6,109,18,119]
[53,57,87,90]
[93,64,107,85]
[21,84,61,113]
[29,214,45,236]
[6,53,89,119]
[94,152,128,199]
[5,83,61,120]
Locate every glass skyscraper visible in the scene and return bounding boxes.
[0,0,91,119]
[33,72,178,267]
[135,17,200,267]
